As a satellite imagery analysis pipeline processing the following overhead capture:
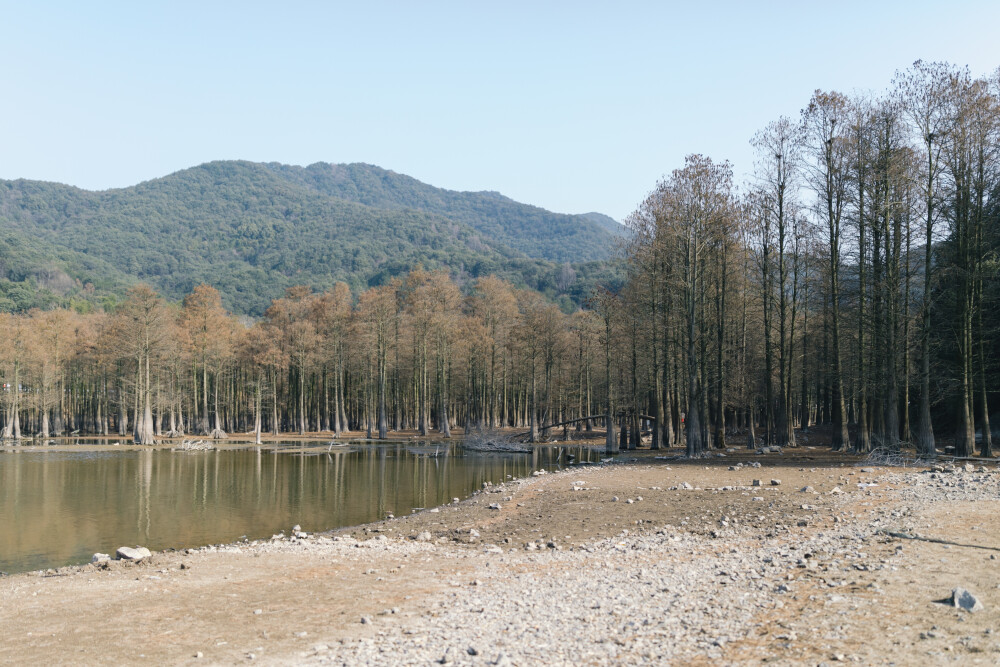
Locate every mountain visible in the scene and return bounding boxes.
[0,161,622,314]
[262,162,621,263]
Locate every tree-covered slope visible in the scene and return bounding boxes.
[0,161,622,314]
[264,162,620,263]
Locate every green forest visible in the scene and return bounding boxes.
[0,161,624,315]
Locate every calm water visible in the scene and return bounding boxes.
[0,442,597,574]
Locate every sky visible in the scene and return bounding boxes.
[1,2,999,221]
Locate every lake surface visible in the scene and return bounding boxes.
[0,442,598,574]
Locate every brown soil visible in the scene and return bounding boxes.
[1,444,996,665]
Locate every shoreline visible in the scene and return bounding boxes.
[3,451,999,665]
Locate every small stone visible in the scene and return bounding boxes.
[469,528,480,538]
[752,496,765,502]
[292,524,301,532]
[194,652,203,659]
[91,553,111,563]
[116,546,152,561]
[951,587,984,612]
[680,482,693,490]
[752,479,762,487]
[488,503,501,510]
[611,496,619,502]
[800,486,815,493]
[770,479,781,486]
[416,531,432,542]
[626,498,634,504]
[360,616,372,624]
[467,647,479,656]
[830,486,843,494]
[254,609,263,615]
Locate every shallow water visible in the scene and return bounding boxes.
[0,442,597,573]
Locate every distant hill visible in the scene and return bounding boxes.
[0,161,622,314]
[263,162,621,263]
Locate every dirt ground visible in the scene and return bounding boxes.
[1,442,997,665]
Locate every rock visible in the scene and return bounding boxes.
[416,531,433,542]
[680,482,694,490]
[752,479,762,487]
[116,546,151,561]
[91,553,111,563]
[800,486,815,493]
[469,528,480,538]
[292,524,301,532]
[951,587,984,612]
[770,479,781,486]
[194,652,203,659]
[360,616,372,624]
[830,486,843,494]
[488,503,502,510]
[860,467,875,473]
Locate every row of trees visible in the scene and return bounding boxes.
[0,273,611,446]
[618,60,999,458]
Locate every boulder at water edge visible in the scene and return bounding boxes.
[116,546,152,561]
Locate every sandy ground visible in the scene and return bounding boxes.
[1,443,998,665]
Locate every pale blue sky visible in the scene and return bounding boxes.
[1,2,998,220]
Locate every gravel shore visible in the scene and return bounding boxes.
[2,451,998,665]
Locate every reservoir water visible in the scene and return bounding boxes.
[0,441,597,574]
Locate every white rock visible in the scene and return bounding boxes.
[116,546,152,561]
[91,553,111,563]
[951,587,984,612]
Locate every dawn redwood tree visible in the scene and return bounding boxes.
[751,116,803,447]
[180,285,231,435]
[894,61,952,458]
[116,285,171,445]
[803,90,852,451]
[358,282,398,439]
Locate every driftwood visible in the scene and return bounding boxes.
[174,439,215,451]
[511,414,658,440]
[877,529,1000,552]
[463,430,532,453]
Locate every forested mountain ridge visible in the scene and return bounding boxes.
[263,161,622,263]
[0,161,622,314]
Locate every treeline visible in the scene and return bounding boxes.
[615,60,999,458]
[0,273,607,444]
